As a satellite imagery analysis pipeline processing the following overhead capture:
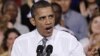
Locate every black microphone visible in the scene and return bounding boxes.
[36,45,44,56]
[46,45,53,56]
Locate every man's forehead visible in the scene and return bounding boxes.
[35,7,54,15]
[33,7,55,20]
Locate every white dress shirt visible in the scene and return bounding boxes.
[11,29,86,56]
[55,24,74,35]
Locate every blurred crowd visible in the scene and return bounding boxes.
[0,0,100,56]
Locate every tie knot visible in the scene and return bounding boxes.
[42,38,48,47]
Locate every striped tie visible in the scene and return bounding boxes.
[42,38,48,56]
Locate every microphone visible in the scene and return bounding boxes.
[46,45,53,56]
[36,45,44,56]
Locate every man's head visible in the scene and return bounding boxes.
[3,1,18,24]
[31,1,55,37]
[52,0,71,14]
[51,3,62,25]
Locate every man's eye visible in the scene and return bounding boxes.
[39,16,45,20]
[48,15,54,19]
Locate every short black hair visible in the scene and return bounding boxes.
[31,0,53,18]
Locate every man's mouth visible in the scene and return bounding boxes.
[45,26,53,32]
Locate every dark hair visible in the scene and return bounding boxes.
[51,3,62,25]
[2,28,20,51]
[31,0,53,18]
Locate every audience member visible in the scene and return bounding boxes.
[87,12,100,56]
[0,28,20,56]
[51,3,74,35]
[0,16,8,54]
[51,0,88,40]
[79,0,99,23]
[80,11,100,56]
[21,0,36,31]
[2,0,29,34]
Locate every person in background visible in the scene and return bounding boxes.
[79,0,99,23]
[80,11,100,56]
[0,28,20,56]
[21,0,35,31]
[86,12,100,56]
[51,0,88,41]
[2,0,29,34]
[51,3,74,35]
[11,1,85,56]
[0,17,8,55]
[86,33,100,56]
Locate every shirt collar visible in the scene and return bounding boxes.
[35,29,57,44]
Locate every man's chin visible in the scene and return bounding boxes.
[43,33,52,38]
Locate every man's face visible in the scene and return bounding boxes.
[32,7,55,37]
[5,4,18,20]
[52,0,71,13]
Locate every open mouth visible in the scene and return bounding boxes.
[45,26,53,32]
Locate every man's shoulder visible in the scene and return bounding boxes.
[15,30,36,42]
[56,30,79,48]
[56,30,77,41]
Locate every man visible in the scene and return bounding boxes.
[52,0,88,40]
[51,3,74,35]
[11,1,85,56]
[3,1,29,34]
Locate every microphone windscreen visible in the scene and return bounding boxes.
[36,45,44,53]
[46,45,53,54]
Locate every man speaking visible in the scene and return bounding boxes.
[11,1,85,56]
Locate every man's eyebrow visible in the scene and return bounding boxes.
[39,16,46,19]
[48,14,54,17]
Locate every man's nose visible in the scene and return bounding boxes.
[45,18,51,25]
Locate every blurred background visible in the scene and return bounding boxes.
[0,0,100,56]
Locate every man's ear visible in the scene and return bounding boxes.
[29,18,36,26]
